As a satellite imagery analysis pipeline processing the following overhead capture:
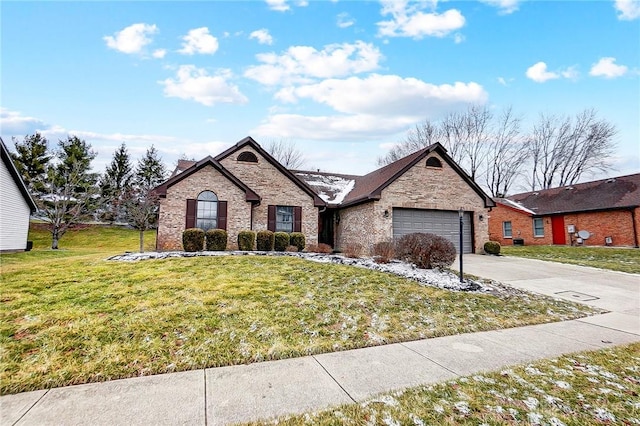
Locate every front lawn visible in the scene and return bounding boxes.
[501,245,640,274]
[252,342,640,425]
[1,225,602,394]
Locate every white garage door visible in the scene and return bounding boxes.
[392,208,473,253]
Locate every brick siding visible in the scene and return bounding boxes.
[488,203,639,247]
[335,152,491,253]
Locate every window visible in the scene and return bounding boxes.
[268,205,302,233]
[276,206,294,232]
[196,191,218,231]
[503,221,512,238]
[533,218,544,237]
[237,151,258,163]
[425,157,442,168]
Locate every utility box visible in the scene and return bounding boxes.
[605,236,613,246]
[513,238,524,246]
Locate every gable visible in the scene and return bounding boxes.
[0,138,37,213]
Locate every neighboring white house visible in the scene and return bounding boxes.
[1,138,37,252]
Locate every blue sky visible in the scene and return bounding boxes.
[2,0,638,190]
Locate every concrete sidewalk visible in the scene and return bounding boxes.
[3,316,639,426]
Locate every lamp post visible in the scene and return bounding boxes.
[458,208,464,283]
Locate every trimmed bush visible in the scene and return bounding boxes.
[205,229,227,251]
[274,232,290,251]
[183,228,205,252]
[484,240,501,255]
[290,232,306,252]
[372,241,395,264]
[396,232,456,269]
[343,242,363,258]
[237,230,256,251]
[256,230,275,251]
[285,245,299,252]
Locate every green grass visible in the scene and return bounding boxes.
[0,225,602,394]
[251,342,640,425]
[501,245,640,274]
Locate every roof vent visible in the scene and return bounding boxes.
[606,178,616,183]
[533,192,539,195]
[565,186,574,190]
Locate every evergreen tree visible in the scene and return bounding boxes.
[10,132,52,194]
[135,145,167,188]
[40,135,99,249]
[100,142,133,222]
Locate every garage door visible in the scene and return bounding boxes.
[393,208,473,253]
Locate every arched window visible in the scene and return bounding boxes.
[425,157,442,168]
[237,151,258,163]
[196,191,218,231]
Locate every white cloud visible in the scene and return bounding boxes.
[275,74,487,116]
[337,12,355,28]
[377,0,465,39]
[0,108,49,135]
[266,0,309,11]
[614,0,640,20]
[178,27,219,55]
[253,75,487,141]
[159,65,248,106]
[103,23,158,54]
[526,62,560,83]
[244,41,383,86]
[453,33,465,44]
[152,49,167,59]
[589,57,628,78]
[480,0,521,14]
[561,65,580,80]
[249,29,274,45]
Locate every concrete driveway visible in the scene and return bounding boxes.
[452,254,640,335]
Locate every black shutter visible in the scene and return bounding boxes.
[217,201,227,230]
[267,205,276,232]
[294,206,302,233]
[186,199,196,229]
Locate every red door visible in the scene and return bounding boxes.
[551,216,566,245]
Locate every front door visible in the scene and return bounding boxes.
[551,216,566,245]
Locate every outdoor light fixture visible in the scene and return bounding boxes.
[458,208,464,283]
[383,210,389,218]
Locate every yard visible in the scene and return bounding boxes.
[501,245,640,274]
[249,342,640,425]
[1,225,601,394]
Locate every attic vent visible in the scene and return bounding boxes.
[425,157,442,168]
[237,151,258,163]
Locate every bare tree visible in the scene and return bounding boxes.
[265,138,305,169]
[526,109,617,190]
[377,120,441,166]
[484,107,529,197]
[123,185,159,253]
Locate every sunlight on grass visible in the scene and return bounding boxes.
[254,343,640,426]
[502,245,640,274]
[0,225,602,394]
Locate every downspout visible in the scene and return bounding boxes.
[632,208,639,248]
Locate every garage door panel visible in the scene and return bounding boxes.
[393,208,473,254]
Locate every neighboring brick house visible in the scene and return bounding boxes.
[488,173,640,248]
[154,137,496,253]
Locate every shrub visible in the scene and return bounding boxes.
[237,230,256,251]
[274,232,290,251]
[182,228,205,252]
[484,240,501,255]
[205,229,227,251]
[256,230,275,251]
[307,243,333,253]
[372,241,395,264]
[396,232,456,269]
[290,232,306,252]
[285,245,299,252]
[343,242,363,258]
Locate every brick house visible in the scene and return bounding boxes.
[488,173,640,247]
[154,137,495,253]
